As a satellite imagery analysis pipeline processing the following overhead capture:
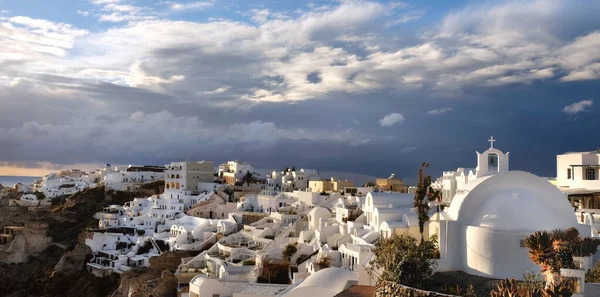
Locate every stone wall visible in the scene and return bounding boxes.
[375,282,459,297]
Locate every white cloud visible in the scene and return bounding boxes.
[125,61,185,92]
[350,138,370,147]
[386,10,424,26]
[77,10,90,16]
[91,0,120,4]
[203,86,231,95]
[170,1,215,11]
[2,0,600,108]
[379,113,405,127]
[251,9,270,24]
[90,0,154,22]
[427,107,454,115]
[559,32,600,81]
[563,100,593,115]
[400,146,417,153]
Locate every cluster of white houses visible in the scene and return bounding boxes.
[5,140,600,296]
[76,138,600,297]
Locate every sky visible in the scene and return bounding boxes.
[0,0,599,183]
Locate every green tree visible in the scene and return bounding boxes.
[368,234,438,288]
[282,244,298,261]
[413,163,441,242]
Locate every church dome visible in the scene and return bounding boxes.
[448,171,578,231]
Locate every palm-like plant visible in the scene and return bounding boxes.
[242,171,256,186]
[524,227,597,290]
[525,230,559,285]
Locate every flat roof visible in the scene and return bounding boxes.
[129,255,147,261]
[234,283,288,295]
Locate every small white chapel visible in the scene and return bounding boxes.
[428,137,590,280]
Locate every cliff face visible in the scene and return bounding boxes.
[0,228,53,263]
[110,251,196,297]
[0,184,164,297]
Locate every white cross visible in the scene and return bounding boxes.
[488,136,496,148]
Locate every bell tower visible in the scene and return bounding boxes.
[475,136,509,178]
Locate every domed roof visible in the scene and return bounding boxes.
[448,171,578,231]
[287,267,357,295]
[190,274,210,286]
[308,206,331,216]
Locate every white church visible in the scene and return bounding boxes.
[429,138,589,279]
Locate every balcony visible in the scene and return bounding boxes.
[344,243,372,253]
[565,179,600,190]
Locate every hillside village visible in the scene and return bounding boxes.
[3,138,600,297]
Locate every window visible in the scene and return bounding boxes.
[567,168,572,179]
[586,168,596,180]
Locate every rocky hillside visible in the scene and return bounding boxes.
[0,182,165,297]
[111,251,198,297]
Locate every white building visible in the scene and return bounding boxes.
[165,161,215,191]
[267,168,319,191]
[102,164,165,191]
[556,150,600,192]
[219,161,256,185]
[38,171,97,198]
[430,170,589,280]
[238,191,297,214]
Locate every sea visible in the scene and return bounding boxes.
[0,176,41,187]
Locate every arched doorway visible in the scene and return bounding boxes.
[209,211,213,219]
[488,153,499,172]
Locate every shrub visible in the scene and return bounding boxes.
[368,234,438,288]
[155,240,169,252]
[136,240,153,255]
[441,284,476,297]
[490,279,527,297]
[490,276,577,297]
[346,209,363,222]
[520,271,544,293]
[258,260,290,284]
[316,256,330,269]
[574,236,600,257]
[136,229,145,236]
[115,241,128,251]
[586,261,600,283]
[282,244,298,261]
